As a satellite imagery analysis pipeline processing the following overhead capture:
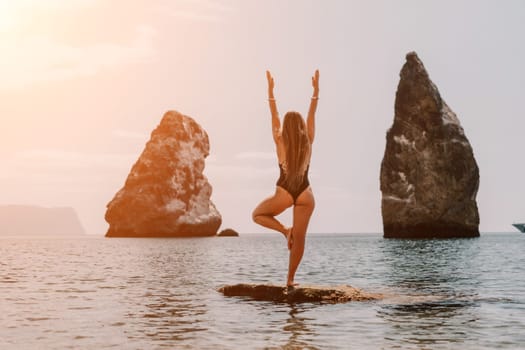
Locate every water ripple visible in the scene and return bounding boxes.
[0,234,524,349]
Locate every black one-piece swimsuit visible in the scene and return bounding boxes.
[276,163,310,203]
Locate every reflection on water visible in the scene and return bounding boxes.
[279,304,319,350]
[378,238,482,348]
[123,239,211,344]
[134,292,208,342]
[1,234,524,349]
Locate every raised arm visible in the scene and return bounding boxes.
[307,69,319,143]
[267,70,280,144]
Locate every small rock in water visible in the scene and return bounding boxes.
[217,228,239,237]
[218,283,382,303]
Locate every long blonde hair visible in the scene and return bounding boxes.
[281,111,311,189]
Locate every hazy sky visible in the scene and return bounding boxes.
[1,0,524,234]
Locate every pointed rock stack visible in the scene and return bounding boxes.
[105,111,221,237]
[380,52,480,239]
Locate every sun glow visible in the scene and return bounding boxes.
[0,0,81,32]
[0,0,17,32]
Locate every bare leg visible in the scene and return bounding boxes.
[287,229,294,250]
[252,187,294,237]
[287,187,315,287]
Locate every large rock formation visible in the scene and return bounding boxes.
[219,283,382,303]
[380,52,480,239]
[0,205,85,236]
[105,111,221,237]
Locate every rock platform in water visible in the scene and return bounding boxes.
[218,283,382,303]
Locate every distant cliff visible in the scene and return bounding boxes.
[380,52,480,239]
[0,205,86,236]
[105,110,221,237]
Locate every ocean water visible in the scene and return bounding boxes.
[1,233,524,349]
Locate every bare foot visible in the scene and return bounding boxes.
[286,282,299,288]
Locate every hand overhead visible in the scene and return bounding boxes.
[311,69,319,97]
[266,70,275,98]
[307,70,319,143]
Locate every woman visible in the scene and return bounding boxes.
[252,69,319,287]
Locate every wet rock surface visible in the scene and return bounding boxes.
[380,52,480,239]
[219,283,382,303]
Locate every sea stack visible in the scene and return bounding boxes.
[380,52,480,239]
[105,111,221,237]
